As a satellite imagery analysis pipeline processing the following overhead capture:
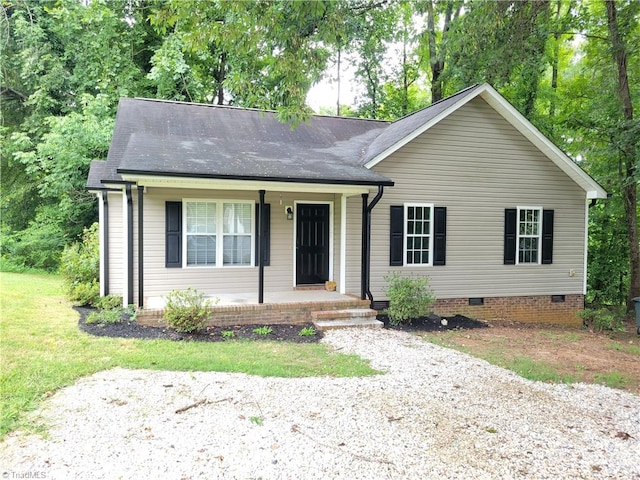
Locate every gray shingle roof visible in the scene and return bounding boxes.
[86,85,486,190]
[87,98,394,189]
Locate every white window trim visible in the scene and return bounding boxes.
[516,206,542,265]
[403,203,434,267]
[182,199,255,268]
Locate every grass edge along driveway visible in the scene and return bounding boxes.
[0,272,376,437]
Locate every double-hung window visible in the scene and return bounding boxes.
[222,203,252,266]
[405,204,434,266]
[185,200,253,267]
[517,207,541,264]
[186,202,217,266]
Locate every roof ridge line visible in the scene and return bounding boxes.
[131,97,388,124]
[390,84,481,123]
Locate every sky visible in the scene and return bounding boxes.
[306,63,358,113]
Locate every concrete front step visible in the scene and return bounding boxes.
[311,309,383,330]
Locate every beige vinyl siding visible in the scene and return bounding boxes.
[368,97,587,299]
[107,192,123,297]
[141,188,339,303]
[345,196,363,295]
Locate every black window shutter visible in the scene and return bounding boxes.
[433,207,447,266]
[504,208,517,265]
[255,203,270,266]
[165,202,182,268]
[542,209,554,264]
[390,205,404,266]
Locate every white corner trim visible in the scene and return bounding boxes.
[122,187,129,306]
[339,194,347,294]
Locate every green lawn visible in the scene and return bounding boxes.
[0,272,376,437]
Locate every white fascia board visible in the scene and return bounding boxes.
[121,174,371,197]
[477,85,608,199]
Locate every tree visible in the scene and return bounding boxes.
[418,0,462,102]
[555,0,638,308]
[604,0,639,308]
[1,0,158,269]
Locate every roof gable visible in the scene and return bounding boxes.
[364,83,606,199]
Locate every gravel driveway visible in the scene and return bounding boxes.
[2,329,639,479]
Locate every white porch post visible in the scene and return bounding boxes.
[339,194,347,294]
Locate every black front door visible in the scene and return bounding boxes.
[296,203,330,285]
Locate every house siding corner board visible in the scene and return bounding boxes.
[142,188,340,302]
[433,294,584,326]
[369,97,587,303]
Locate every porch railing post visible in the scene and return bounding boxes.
[258,189,265,304]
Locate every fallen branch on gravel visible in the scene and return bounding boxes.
[175,399,207,413]
[290,424,394,465]
[175,397,233,414]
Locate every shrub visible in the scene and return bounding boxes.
[94,295,123,310]
[59,223,100,306]
[86,308,124,325]
[163,288,211,333]
[384,272,435,325]
[577,307,626,332]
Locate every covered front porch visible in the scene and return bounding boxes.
[137,289,381,330]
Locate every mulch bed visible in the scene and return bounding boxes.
[378,313,489,332]
[76,307,488,343]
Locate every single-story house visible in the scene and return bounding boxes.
[86,83,607,326]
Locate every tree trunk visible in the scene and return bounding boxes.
[215,51,227,106]
[425,0,442,102]
[336,46,341,116]
[605,0,640,309]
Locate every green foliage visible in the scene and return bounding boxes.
[577,308,626,332]
[253,326,273,336]
[94,295,123,311]
[0,207,67,271]
[163,288,211,333]
[298,326,316,337]
[594,371,630,389]
[86,308,123,326]
[249,416,264,426]
[59,223,100,306]
[221,330,235,339]
[384,273,435,325]
[585,202,630,306]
